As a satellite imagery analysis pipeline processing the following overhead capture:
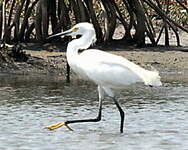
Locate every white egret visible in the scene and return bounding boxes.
[45,22,162,133]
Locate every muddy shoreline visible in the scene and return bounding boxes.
[1,27,188,80]
[0,42,187,83]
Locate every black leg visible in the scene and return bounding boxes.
[45,86,104,131]
[45,96,102,130]
[113,98,125,133]
[65,103,102,124]
[65,86,104,125]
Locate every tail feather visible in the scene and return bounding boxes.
[121,58,162,87]
[121,58,162,86]
[142,70,162,87]
[123,59,162,86]
[104,53,162,87]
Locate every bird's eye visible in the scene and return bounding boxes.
[72,27,79,32]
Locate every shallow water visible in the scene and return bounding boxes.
[0,74,188,150]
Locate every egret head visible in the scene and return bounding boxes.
[47,22,96,44]
[70,23,95,37]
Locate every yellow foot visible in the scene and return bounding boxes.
[45,122,73,131]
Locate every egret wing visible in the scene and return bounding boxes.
[78,50,142,88]
[78,49,161,87]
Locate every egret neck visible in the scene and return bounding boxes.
[66,31,96,65]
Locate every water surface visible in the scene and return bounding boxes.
[0,74,188,150]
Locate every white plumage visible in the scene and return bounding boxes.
[46,22,162,133]
[73,49,161,88]
[66,23,162,92]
